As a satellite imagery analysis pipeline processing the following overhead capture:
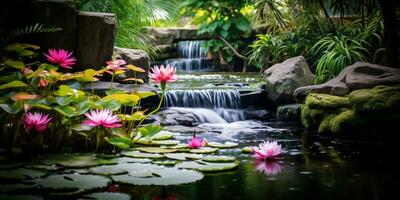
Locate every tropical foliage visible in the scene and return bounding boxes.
[0,43,172,154]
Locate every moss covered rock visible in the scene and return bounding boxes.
[300,85,400,135]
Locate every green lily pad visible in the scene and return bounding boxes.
[150,140,180,146]
[189,147,218,154]
[202,155,236,162]
[0,162,22,170]
[0,168,47,180]
[152,160,179,165]
[164,153,203,161]
[135,137,151,145]
[241,147,253,153]
[25,163,61,171]
[38,154,117,168]
[136,147,179,154]
[80,192,131,200]
[112,168,203,186]
[0,195,43,200]
[113,157,152,163]
[151,132,175,140]
[89,163,162,176]
[207,142,238,148]
[30,174,110,195]
[121,151,164,159]
[166,143,189,149]
[176,160,240,172]
[0,183,36,193]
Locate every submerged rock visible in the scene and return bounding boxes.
[295,62,400,102]
[264,56,314,105]
[276,103,302,122]
[301,85,400,135]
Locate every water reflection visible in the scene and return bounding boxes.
[254,160,283,176]
[152,186,179,200]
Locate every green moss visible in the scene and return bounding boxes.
[328,109,356,133]
[317,114,336,133]
[305,93,350,109]
[349,85,400,113]
[300,104,325,129]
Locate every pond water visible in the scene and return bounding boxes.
[0,72,394,200]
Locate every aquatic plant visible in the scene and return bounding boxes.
[83,109,122,128]
[187,135,204,149]
[23,112,51,133]
[149,65,177,84]
[251,141,283,160]
[44,49,76,69]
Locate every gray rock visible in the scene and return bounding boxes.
[294,62,400,102]
[264,56,314,105]
[75,12,116,71]
[163,125,208,134]
[114,47,150,83]
[33,0,77,51]
[276,104,302,122]
[152,109,199,127]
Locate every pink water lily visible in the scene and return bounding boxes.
[83,109,122,128]
[254,160,283,176]
[105,59,127,74]
[252,141,284,160]
[23,112,51,133]
[44,49,76,69]
[187,135,204,149]
[148,64,177,83]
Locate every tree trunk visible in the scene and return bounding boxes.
[378,0,399,68]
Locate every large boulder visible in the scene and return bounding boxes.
[75,12,116,71]
[276,103,302,122]
[264,56,314,105]
[294,62,400,102]
[113,47,151,83]
[300,85,400,135]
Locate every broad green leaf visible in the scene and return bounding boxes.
[134,91,156,99]
[55,96,74,106]
[54,106,76,117]
[102,93,140,106]
[5,60,24,69]
[207,141,238,148]
[104,137,131,150]
[126,64,145,72]
[176,160,240,172]
[119,111,144,121]
[139,124,164,138]
[135,147,179,154]
[189,147,218,154]
[38,154,117,168]
[70,124,93,132]
[164,153,203,161]
[89,162,161,176]
[98,99,121,111]
[0,168,47,180]
[0,81,27,90]
[54,85,85,97]
[202,155,236,162]
[121,151,164,159]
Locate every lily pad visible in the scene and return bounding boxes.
[0,183,36,193]
[0,162,21,170]
[25,163,61,171]
[151,131,175,140]
[207,142,238,148]
[121,151,164,159]
[166,143,189,149]
[176,160,240,172]
[113,157,152,163]
[0,195,43,200]
[189,147,218,154]
[164,153,203,161]
[112,168,203,186]
[241,147,253,153]
[202,155,236,162]
[0,168,47,180]
[38,154,117,168]
[30,174,110,195]
[150,140,181,146]
[80,192,131,200]
[136,147,179,154]
[152,160,179,165]
[89,163,162,176]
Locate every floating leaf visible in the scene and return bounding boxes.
[53,106,76,117]
[0,168,47,180]
[54,85,85,97]
[189,147,218,154]
[241,147,253,153]
[150,140,180,146]
[80,192,131,200]
[152,160,178,165]
[176,160,240,172]
[70,123,93,132]
[139,124,164,138]
[102,93,140,106]
[151,131,175,140]
[5,60,25,69]
[0,80,27,90]
[30,174,110,195]
[164,153,203,161]
[0,195,42,200]
[112,168,203,186]
[89,163,162,176]
[98,99,121,111]
[121,151,164,159]
[0,184,36,194]
[207,142,238,148]
[136,147,179,154]
[112,157,152,163]
[38,154,117,168]
[105,137,131,150]
[202,155,236,162]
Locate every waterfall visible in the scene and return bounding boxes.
[165,90,246,123]
[165,90,241,109]
[165,40,213,71]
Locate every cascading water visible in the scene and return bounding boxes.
[165,40,213,71]
[164,89,246,123]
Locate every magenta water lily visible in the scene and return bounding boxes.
[23,112,52,133]
[44,49,76,69]
[83,109,122,128]
[252,141,284,160]
[187,135,204,149]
